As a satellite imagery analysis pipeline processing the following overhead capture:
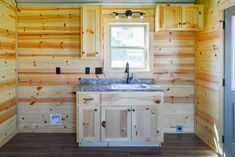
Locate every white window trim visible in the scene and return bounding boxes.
[106,22,150,72]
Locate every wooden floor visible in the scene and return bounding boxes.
[0,133,218,157]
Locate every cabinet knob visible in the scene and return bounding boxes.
[178,22,182,25]
[96,52,98,54]
[127,109,131,112]
[101,121,106,128]
[146,108,149,110]
[82,51,85,55]
[155,100,161,104]
[182,22,186,25]
[94,109,97,112]
[132,109,135,112]
[157,130,160,134]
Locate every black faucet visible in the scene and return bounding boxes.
[124,62,133,84]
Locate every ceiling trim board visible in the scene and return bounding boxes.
[16,0,195,4]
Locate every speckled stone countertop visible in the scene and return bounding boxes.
[79,78,155,85]
[74,78,164,92]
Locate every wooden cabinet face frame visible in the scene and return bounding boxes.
[77,92,164,146]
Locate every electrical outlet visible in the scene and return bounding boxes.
[176,125,183,133]
[50,114,62,125]
[85,67,90,74]
[56,67,61,74]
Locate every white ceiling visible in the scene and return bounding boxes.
[16,0,196,3]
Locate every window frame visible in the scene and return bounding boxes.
[108,23,149,72]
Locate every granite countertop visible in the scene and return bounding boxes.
[74,78,164,92]
[74,84,164,92]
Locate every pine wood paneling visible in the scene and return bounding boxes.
[153,31,195,133]
[195,0,230,155]
[0,0,17,147]
[17,5,103,133]
[18,5,195,134]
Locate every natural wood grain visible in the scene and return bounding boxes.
[0,0,17,148]
[196,0,226,155]
[17,4,195,134]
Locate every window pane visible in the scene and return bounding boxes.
[111,26,145,47]
[111,48,145,68]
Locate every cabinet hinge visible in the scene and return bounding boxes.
[222,135,225,143]
[220,20,225,29]
[223,78,225,87]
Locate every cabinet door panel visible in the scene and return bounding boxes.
[160,6,182,29]
[101,105,131,141]
[182,6,203,30]
[81,6,100,59]
[78,105,100,142]
[132,105,162,142]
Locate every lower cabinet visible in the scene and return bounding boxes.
[101,105,132,142]
[132,105,163,142]
[77,105,100,142]
[77,92,164,147]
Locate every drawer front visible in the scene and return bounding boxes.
[78,93,100,104]
[101,92,163,105]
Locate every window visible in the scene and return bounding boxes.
[109,23,149,71]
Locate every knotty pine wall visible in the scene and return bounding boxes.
[196,0,235,155]
[17,4,195,133]
[0,0,17,147]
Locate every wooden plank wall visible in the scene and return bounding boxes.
[103,6,195,133]
[153,31,195,133]
[17,4,103,133]
[0,0,17,147]
[195,0,235,155]
[17,4,195,133]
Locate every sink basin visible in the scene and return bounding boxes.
[111,84,150,90]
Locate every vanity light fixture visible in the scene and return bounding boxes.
[113,10,145,19]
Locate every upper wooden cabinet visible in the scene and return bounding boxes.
[156,5,204,31]
[81,6,101,59]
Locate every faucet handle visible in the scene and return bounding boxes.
[130,73,134,79]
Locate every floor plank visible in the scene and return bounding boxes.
[0,133,218,157]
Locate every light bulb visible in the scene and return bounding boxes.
[140,13,144,19]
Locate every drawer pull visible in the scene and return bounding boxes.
[83,98,94,101]
[101,121,106,128]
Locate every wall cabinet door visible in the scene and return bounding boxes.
[156,5,204,31]
[78,105,100,142]
[132,105,161,142]
[160,6,182,30]
[182,6,204,30]
[101,105,131,141]
[81,6,101,59]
